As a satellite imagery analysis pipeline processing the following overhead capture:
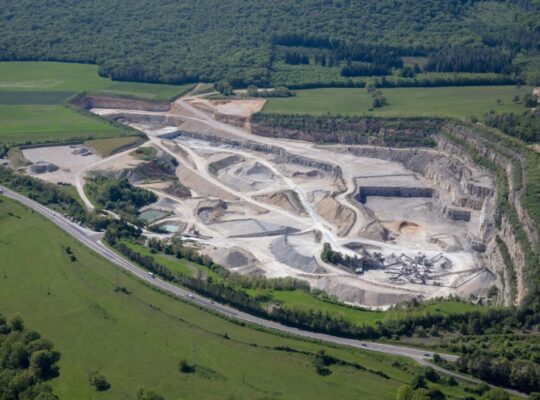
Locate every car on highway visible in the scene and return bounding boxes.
[147,272,155,278]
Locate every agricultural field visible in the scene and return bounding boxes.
[0,195,491,400]
[0,105,120,145]
[263,86,532,119]
[0,62,193,99]
[0,62,193,146]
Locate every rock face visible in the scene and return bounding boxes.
[438,127,538,306]
[356,186,434,204]
[444,207,471,222]
[208,154,243,175]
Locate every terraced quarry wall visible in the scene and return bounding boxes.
[163,130,343,178]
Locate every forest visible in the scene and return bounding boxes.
[0,0,538,86]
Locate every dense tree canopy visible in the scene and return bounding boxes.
[0,313,61,400]
[0,0,538,86]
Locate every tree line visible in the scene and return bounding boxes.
[424,45,515,74]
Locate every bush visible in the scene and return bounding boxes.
[179,359,195,374]
[422,367,440,383]
[9,314,25,332]
[481,389,510,400]
[410,374,427,390]
[89,371,111,391]
[135,388,165,400]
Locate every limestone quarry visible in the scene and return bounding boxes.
[26,93,503,308]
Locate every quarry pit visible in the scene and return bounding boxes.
[24,95,499,308]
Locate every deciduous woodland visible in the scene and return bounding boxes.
[0,0,538,86]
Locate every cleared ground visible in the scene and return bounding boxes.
[22,144,101,185]
[263,86,532,119]
[0,195,485,400]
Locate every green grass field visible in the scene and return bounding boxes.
[263,86,532,119]
[0,105,120,145]
[0,195,435,400]
[0,62,194,146]
[0,62,193,100]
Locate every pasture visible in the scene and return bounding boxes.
[263,86,532,119]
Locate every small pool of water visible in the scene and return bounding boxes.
[138,209,168,223]
[160,224,180,233]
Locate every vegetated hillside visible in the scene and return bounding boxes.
[0,0,538,86]
[0,195,489,399]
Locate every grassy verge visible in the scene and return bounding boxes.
[85,136,146,157]
[130,146,158,161]
[120,240,221,280]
